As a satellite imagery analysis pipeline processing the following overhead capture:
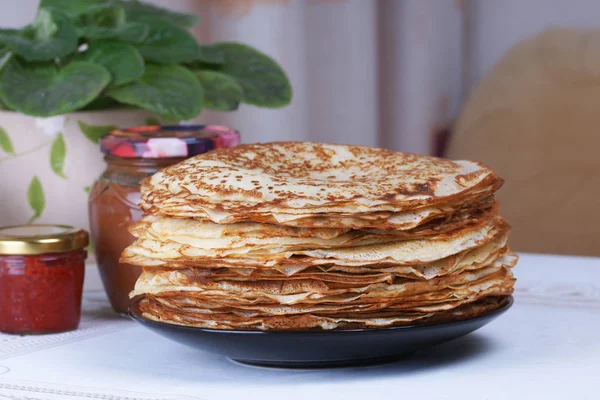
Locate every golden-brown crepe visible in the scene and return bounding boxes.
[138,296,513,330]
[123,142,517,331]
[139,142,503,228]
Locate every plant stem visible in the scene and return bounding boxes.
[0,140,53,163]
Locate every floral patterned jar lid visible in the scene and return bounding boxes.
[100,125,240,158]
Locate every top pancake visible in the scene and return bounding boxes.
[140,142,502,225]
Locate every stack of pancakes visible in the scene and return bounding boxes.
[121,142,517,330]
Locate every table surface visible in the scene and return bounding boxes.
[0,253,598,400]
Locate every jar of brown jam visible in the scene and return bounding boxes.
[0,224,89,334]
[88,125,240,315]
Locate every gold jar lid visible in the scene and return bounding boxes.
[0,225,89,255]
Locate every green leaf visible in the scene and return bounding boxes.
[33,7,59,39]
[81,96,120,110]
[79,40,144,85]
[74,5,148,43]
[0,46,10,69]
[0,127,15,154]
[145,117,160,126]
[0,52,10,111]
[0,9,78,62]
[78,120,117,144]
[0,58,111,117]
[78,4,126,28]
[77,22,148,43]
[50,132,67,178]
[27,176,45,223]
[0,50,9,110]
[134,16,200,64]
[114,0,199,28]
[41,0,198,28]
[108,64,203,120]
[40,0,105,17]
[194,70,242,111]
[196,45,225,64]
[213,42,292,108]
[115,22,148,43]
[83,185,91,193]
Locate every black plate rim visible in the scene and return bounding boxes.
[128,295,513,335]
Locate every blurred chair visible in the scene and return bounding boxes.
[446,28,600,257]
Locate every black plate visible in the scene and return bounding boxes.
[129,296,513,368]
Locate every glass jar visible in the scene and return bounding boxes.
[0,225,89,334]
[88,125,240,315]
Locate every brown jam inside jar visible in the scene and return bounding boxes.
[88,156,184,315]
[89,125,240,315]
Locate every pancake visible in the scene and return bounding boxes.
[122,216,507,269]
[120,229,511,285]
[121,141,516,332]
[126,233,511,282]
[124,200,499,261]
[131,256,516,304]
[136,245,515,289]
[140,142,503,228]
[138,295,512,330]
[141,185,501,230]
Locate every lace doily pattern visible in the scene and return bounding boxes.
[0,291,132,361]
[0,380,204,400]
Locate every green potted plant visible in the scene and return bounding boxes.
[0,0,291,229]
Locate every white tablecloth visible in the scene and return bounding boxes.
[0,253,598,400]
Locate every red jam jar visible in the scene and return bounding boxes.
[89,125,240,315]
[0,225,89,334]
